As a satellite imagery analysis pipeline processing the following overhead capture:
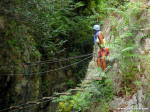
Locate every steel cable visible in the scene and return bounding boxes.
[24,53,94,66]
[0,55,92,75]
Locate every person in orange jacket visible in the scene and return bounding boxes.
[93,25,109,71]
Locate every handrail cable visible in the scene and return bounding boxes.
[24,53,95,66]
[0,76,106,112]
[1,55,92,75]
[0,55,94,111]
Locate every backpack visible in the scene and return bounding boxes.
[104,48,110,56]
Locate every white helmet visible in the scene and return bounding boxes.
[93,25,100,31]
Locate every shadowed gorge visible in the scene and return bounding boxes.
[0,0,150,112]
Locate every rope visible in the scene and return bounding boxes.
[1,55,92,75]
[0,98,54,112]
[0,54,94,111]
[19,99,52,111]
[0,108,9,112]
[0,77,105,112]
[23,53,94,66]
[0,91,76,111]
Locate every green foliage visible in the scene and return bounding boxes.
[0,19,41,74]
[0,0,126,78]
[66,79,75,88]
[1,0,148,111]
[107,1,143,67]
[105,1,146,95]
[75,0,126,21]
[41,79,51,96]
[53,78,115,112]
[0,0,94,81]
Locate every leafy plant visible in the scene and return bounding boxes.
[105,1,146,95]
[53,77,115,112]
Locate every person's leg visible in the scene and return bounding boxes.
[97,51,101,68]
[97,58,101,68]
[102,57,106,71]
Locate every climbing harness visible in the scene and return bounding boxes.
[94,29,110,70]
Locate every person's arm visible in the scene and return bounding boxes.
[98,33,104,49]
[99,33,104,44]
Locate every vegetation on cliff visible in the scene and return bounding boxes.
[54,1,150,112]
[0,0,150,112]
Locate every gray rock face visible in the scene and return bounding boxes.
[83,0,150,111]
[110,76,146,112]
